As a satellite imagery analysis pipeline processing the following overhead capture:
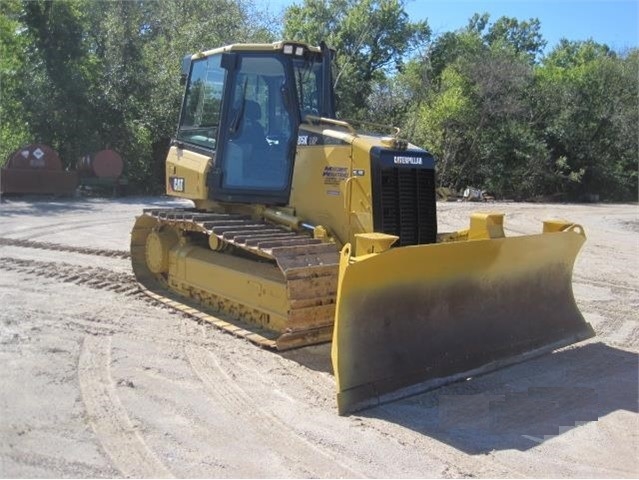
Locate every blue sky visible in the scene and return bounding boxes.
[262,0,639,53]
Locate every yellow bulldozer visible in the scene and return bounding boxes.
[131,41,594,414]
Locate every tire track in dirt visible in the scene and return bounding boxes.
[0,237,129,259]
[180,318,335,419]
[1,217,127,238]
[186,347,523,478]
[0,257,140,295]
[0,257,235,349]
[179,305,522,478]
[583,304,639,348]
[78,335,173,478]
[184,344,365,479]
[0,449,119,478]
[45,315,172,347]
[572,274,638,349]
[573,274,639,294]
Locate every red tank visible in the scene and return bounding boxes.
[7,144,63,170]
[1,144,78,195]
[78,149,124,178]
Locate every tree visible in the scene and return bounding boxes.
[412,44,545,197]
[404,15,549,197]
[6,0,272,190]
[283,0,430,120]
[95,0,275,189]
[3,3,636,200]
[535,42,638,199]
[484,16,546,62]
[14,0,99,165]
[0,0,31,163]
[544,38,614,68]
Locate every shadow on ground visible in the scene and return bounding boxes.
[352,342,637,453]
[282,336,637,454]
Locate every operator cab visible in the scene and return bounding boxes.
[176,42,335,205]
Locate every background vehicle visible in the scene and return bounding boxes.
[131,41,594,414]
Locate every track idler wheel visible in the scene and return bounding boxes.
[145,228,178,274]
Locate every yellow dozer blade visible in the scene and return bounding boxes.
[332,216,594,414]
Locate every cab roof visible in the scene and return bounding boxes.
[193,41,322,60]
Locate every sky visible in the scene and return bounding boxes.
[262,0,639,54]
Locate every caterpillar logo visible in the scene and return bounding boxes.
[394,156,423,165]
[169,176,185,192]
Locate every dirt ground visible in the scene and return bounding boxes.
[0,196,637,478]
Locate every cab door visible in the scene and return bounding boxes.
[210,53,298,205]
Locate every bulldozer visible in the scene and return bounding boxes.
[131,41,594,414]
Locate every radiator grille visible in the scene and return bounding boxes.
[377,167,437,246]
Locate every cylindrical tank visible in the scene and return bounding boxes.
[78,149,124,178]
[2,143,78,195]
[7,144,62,170]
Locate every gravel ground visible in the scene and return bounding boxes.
[0,195,637,478]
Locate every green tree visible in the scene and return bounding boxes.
[0,0,31,164]
[14,0,99,165]
[535,41,638,199]
[545,38,614,68]
[484,15,546,62]
[4,3,636,200]
[283,0,430,120]
[413,45,545,198]
[405,16,548,198]
[7,0,273,191]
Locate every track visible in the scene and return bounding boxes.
[131,209,340,349]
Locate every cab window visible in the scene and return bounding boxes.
[293,58,322,120]
[178,55,225,149]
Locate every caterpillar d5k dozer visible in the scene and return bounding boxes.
[131,41,594,414]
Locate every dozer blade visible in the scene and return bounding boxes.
[332,224,594,415]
